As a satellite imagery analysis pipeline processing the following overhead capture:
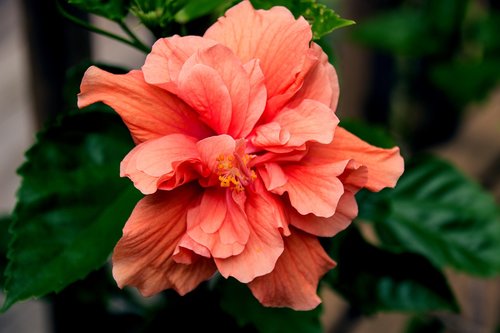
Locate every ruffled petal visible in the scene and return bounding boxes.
[215,181,285,282]
[289,191,357,237]
[204,1,313,109]
[287,160,367,236]
[196,134,236,174]
[78,66,211,143]
[112,185,215,296]
[289,43,339,110]
[327,127,404,191]
[257,162,288,191]
[177,63,233,134]
[142,35,217,89]
[177,45,266,138]
[248,230,335,310]
[274,161,349,218]
[186,188,250,258]
[241,59,267,137]
[252,99,338,152]
[120,134,201,194]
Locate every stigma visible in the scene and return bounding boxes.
[216,141,256,192]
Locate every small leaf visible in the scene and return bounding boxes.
[2,110,141,311]
[360,155,500,276]
[297,0,355,39]
[325,227,458,314]
[219,278,323,333]
[67,0,131,21]
[251,0,354,39]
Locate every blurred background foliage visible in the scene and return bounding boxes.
[0,0,499,332]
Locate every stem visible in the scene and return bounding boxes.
[56,1,149,54]
[118,21,150,53]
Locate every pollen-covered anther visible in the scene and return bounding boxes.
[216,152,256,192]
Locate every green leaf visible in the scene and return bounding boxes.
[0,216,10,287]
[352,9,440,56]
[130,0,186,30]
[472,13,500,55]
[430,59,500,106]
[67,0,131,21]
[251,0,354,39]
[2,110,142,311]
[219,278,323,333]
[325,227,458,314]
[360,155,500,276]
[404,316,445,333]
[423,0,467,36]
[339,118,397,149]
[297,0,355,39]
[175,0,229,24]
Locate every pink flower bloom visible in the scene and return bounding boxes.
[78,1,404,310]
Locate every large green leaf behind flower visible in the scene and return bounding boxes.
[1,110,141,311]
[358,155,500,276]
[325,227,458,314]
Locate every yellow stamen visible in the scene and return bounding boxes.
[216,149,256,192]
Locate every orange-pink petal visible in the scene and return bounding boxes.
[120,134,201,194]
[112,185,215,296]
[215,183,286,282]
[177,63,233,134]
[142,35,217,89]
[186,188,250,258]
[248,230,336,310]
[204,1,312,108]
[274,161,349,218]
[78,66,211,143]
[329,127,404,191]
[289,191,357,237]
[252,99,338,152]
[289,43,340,110]
[196,134,236,174]
[177,44,266,138]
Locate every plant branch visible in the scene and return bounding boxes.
[56,1,149,54]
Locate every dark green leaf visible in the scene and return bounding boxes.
[339,118,397,149]
[431,59,500,105]
[0,216,10,287]
[2,110,142,311]
[424,0,467,36]
[405,316,445,333]
[360,155,500,276]
[472,13,500,55]
[353,9,440,56]
[67,0,131,21]
[175,0,230,24]
[251,0,354,39]
[220,278,323,333]
[325,227,458,314]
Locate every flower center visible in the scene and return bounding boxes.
[216,147,256,192]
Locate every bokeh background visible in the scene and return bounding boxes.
[0,0,498,332]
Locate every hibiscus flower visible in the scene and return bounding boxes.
[78,1,404,310]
